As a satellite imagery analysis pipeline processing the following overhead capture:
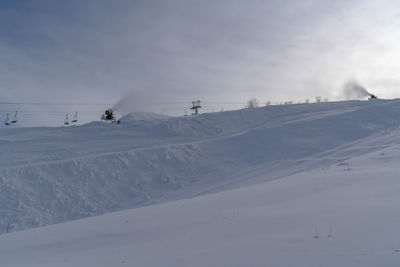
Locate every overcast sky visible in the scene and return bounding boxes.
[1,0,400,123]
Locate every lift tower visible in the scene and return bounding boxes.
[190,100,201,115]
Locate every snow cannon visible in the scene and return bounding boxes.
[101,109,120,124]
[368,94,377,100]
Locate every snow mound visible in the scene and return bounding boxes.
[3,135,400,266]
[119,112,171,124]
[1,99,400,232]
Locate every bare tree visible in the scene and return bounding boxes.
[246,98,259,108]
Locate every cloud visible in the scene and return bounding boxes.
[0,0,400,126]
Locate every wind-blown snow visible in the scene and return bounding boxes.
[342,80,372,99]
[0,99,400,236]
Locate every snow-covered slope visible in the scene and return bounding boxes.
[1,99,400,232]
[2,132,400,267]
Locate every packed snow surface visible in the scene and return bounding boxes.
[2,99,400,266]
[1,100,400,231]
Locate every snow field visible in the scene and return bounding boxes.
[1,99,400,242]
[2,141,400,266]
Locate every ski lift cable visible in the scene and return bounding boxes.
[0,101,248,106]
[0,102,114,106]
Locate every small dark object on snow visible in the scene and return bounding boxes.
[101,109,120,124]
[369,94,377,100]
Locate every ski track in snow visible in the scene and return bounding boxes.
[1,99,400,233]
[2,137,400,266]
[2,100,400,266]
[0,105,360,170]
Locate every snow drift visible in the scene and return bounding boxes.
[3,110,400,266]
[1,99,400,232]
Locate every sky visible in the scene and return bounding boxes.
[1,0,400,125]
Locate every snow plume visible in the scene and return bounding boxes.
[342,81,371,100]
[112,89,181,115]
[112,91,148,114]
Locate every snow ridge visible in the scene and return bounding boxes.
[1,99,400,232]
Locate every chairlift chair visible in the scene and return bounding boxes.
[11,111,18,124]
[71,112,78,123]
[64,114,70,125]
[4,113,11,126]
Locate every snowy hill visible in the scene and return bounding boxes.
[2,125,400,266]
[1,99,400,234]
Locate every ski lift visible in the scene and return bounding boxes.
[4,113,11,126]
[11,111,18,124]
[71,112,78,123]
[190,100,201,115]
[64,114,70,125]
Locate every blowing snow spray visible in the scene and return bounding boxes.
[342,81,377,100]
